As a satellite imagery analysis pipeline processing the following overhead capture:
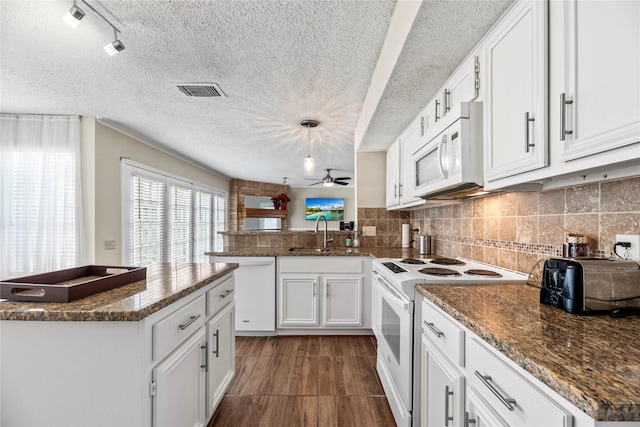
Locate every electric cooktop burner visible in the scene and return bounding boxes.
[430,257,466,266]
[464,269,502,277]
[419,267,461,276]
[400,258,427,265]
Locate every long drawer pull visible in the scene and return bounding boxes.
[444,385,454,426]
[219,289,233,299]
[179,314,201,330]
[474,371,516,411]
[424,320,444,338]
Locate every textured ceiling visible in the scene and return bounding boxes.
[0,0,511,187]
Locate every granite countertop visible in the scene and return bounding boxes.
[417,283,640,421]
[0,262,238,322]
[207,246,427,259]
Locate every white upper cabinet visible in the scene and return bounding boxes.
[558,0,640,161]
[440,55,480,120]
[386,139,401,208]
[483,0,548,181]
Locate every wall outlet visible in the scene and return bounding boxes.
[104,240,116,250]
[362,226,377,237]
[615,234,640,261]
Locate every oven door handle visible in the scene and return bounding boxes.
[375,271,411,311]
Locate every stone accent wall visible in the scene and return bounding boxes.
[409,176,640,274]
[229,179,288,231]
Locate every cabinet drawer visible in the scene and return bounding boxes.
[206,276,235,316]
[279,257,363,274]
[153,295,206,361]
[467,337,572,426]
[421,298,464,366]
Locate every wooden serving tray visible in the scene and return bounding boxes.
[0,265,146,303]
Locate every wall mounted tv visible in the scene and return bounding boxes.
[305,198,344,221]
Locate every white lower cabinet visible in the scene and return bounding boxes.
[420,297,574,427]
[206,301,235,419]
[152,328,208,427]
[421,334,465,427]
[277,257,371,330]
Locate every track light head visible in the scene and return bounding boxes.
[104,38,125,56]
[63,1,85,28]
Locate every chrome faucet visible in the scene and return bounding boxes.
[314,214,334,248]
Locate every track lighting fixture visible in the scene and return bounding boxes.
[63,0,85,28]
[104,27,125,56]
[63,0,125,55]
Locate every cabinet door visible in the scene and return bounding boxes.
[484,0,548,181]
[206,302,235,420]
[278,275,319,327]
[465,386,509,427]
[442,55,480,119]
[386,140,401,208]
[559,0,640,161]
[153,328,207,427]
[323,276,362,327]
[421,334,465,427]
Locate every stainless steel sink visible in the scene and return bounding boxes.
[287,247,355,254]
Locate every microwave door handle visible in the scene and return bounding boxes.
[437,133,448,179]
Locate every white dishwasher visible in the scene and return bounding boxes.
[211,256,276,334]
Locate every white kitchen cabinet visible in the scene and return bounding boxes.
[483,0,548,181]
[557,0,640,161]
[279,275,320,327]
[386,139,401,207]
[211,256,275,333]
[323,276,362,327]
[440,55,480,120]
[277,256,371,331]
[421,334,465,427]
[152,328,207,427]
[465,386,509,427]
[206,301,235,419]
[386,117,425,210]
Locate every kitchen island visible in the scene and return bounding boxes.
[0,262,238,427]
[417,283,640,423]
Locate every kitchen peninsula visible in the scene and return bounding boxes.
[0,262,238,427]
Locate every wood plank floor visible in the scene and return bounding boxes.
[209,336,396,427]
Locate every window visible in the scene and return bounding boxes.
[122,161,227,266]
[0,114,84,279]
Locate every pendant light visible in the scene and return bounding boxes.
[301,120,318,176]
[63,0,85,28]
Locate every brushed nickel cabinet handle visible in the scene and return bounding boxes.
[435,100,440,122]
[560,93,574,141]
[444,385,454,426]
[465,412,477,427]
[212,330,219,358]
[179,314,201,330]
[444,88,451,113]
[219,289,233,299]
[424,320,444,338]
[524,112,535,153]
[475,370,516,411]
[200,343,208,370]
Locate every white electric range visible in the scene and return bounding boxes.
[371,256,529,427]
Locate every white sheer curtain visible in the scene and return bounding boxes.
[0,114,85,279]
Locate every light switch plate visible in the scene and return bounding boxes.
[104,240,116,250]
[362,226,376,236]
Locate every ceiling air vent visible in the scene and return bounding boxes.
[176,83,226,98]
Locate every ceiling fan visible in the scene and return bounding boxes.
[307,168,351,187]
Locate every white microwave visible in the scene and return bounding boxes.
[412,102,483,200]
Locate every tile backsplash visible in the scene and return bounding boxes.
[402,176,640,274]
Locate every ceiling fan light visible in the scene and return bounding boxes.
[104,39,125,55]
[63,3,85,28]
[304,155,314,176]
[322,181,334,187]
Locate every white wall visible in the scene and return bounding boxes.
[286,187,355,230]
[356,151,386,208]
[81,117,229,264]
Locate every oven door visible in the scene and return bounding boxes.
[374,271,414,425]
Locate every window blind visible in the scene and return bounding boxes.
[122,161,227,266]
